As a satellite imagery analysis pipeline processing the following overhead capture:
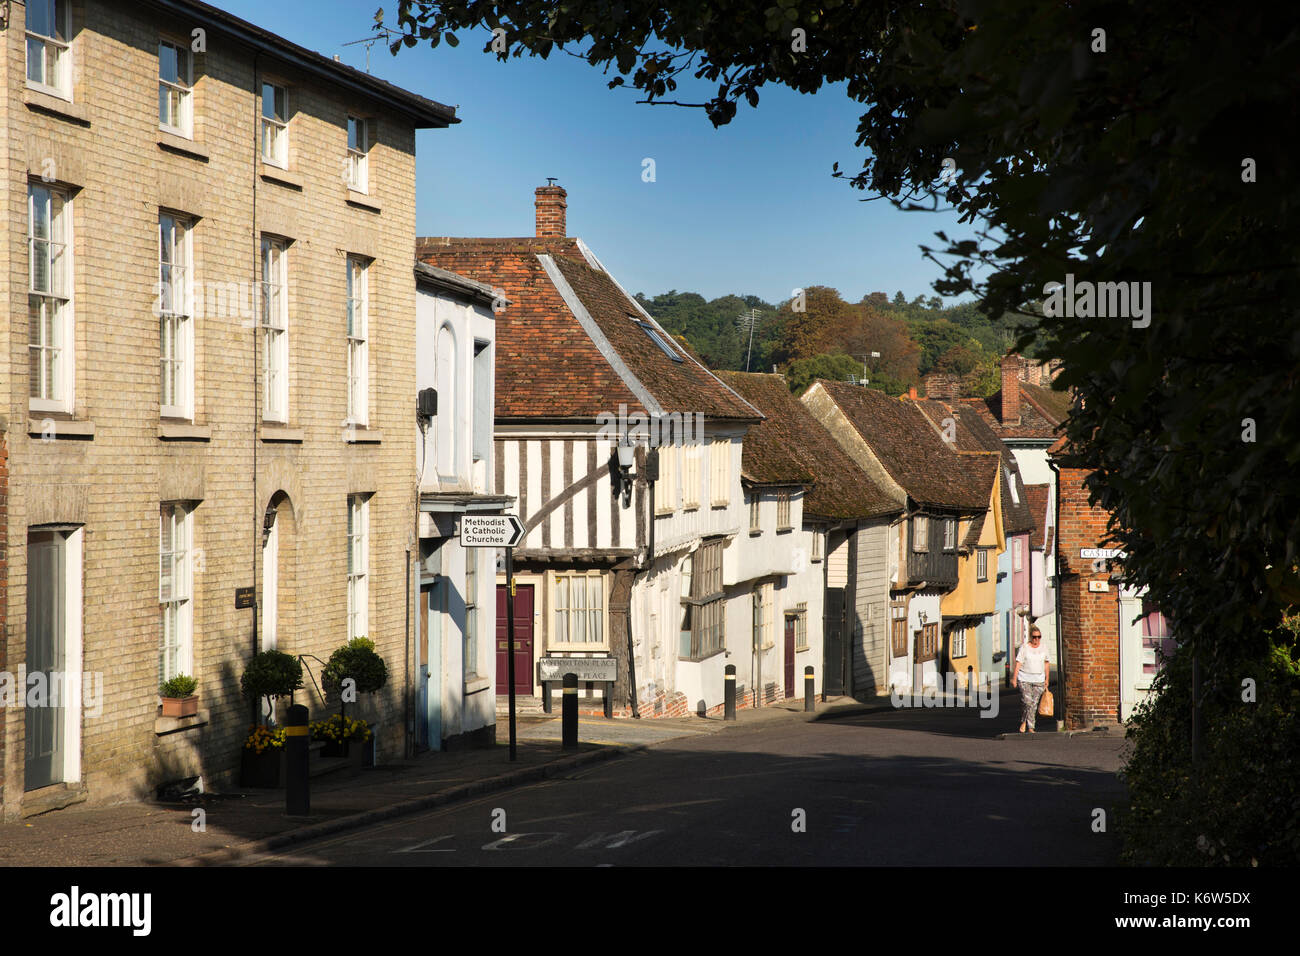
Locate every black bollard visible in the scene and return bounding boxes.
[285,703,310,816]
[804,666,815,713]
[967,665,975,706]
[724,664,737,720]
[562,672,579,750]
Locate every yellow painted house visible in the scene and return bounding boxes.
[940,452,1004,687]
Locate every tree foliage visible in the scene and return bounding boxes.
[381,0,1300,670]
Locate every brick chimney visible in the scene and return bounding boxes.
[1000,353,1022,425]
[535,183,567,237]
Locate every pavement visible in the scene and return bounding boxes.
[0,696,840,867]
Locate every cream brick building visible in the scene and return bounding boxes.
[1,0,457,817]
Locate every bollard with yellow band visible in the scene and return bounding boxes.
[285,703,310,816]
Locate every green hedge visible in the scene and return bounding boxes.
[1119,631,1300,866]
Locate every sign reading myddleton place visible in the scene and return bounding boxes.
[461,514,525,548]
[539,657,617,683]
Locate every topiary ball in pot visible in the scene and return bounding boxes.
[322,637,388,703]
[240,649,304,713]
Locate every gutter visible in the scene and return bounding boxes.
[1046,456,1066,729]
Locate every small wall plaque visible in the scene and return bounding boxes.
[235,586,255,609]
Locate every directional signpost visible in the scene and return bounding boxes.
[460,514,525,759]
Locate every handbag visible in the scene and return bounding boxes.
[1038,688,1054,717]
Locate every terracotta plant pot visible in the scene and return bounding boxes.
[162,695,199,718]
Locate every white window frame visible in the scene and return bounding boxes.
[943,517,957,551]
[347,495,369,641]
[261,82,288,167]
[682,443,700,510]
[776,490,792,531]
[654,444,677,515]
[160,502,194,683]
[28,183,73,414]
[159,213,194,419]
[752,583,774,651]
[346,256,368,426]
[260,236,289,422]
[464,551,478,679]
[748,492,760,533]
[681,540,725,661]
[158,39,193,137]
[912,514,929,553]
[1013,537,1023,571]
[953,626,967,659]
[977,547,989,582]
[26,0,71,99]
[710,438,731,506]
[811,528,823,562]
[551,572,607,650]
[347,116,369,192]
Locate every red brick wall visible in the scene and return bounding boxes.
[1055,463,1121,727]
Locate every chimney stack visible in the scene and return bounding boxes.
[535,183,567,238]
[1001,352,1022,425]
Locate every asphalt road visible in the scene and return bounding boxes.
[238,697,1128,866]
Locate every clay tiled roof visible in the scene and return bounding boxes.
[416,237,760,423]
[719,373,902,520]
[963,380,1072,442]
[913,401,1037,536]
[548,255,760,421]
[957,452,1000,549]
[817,381,988,512]
[1022,381,1072,424]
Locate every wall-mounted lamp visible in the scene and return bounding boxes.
[417,387,437,425]
[918,610,928,625]
[615,442,636,507]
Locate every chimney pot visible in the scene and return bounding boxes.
[535,184,568,238]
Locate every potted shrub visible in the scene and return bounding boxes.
[239,650,303,787]
[159,674,199,718]
[310,714,373,762]
[240,724,287,788]
[321,637,388,758]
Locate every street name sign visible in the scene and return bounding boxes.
[539,657,618,683]
[461,514,524,548]
[1080,548,1126,559]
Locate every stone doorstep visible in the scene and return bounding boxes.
[21,783,90,818]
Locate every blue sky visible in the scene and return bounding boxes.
[220,0,974,305]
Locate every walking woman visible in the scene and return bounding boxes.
[1011,626,1050,733]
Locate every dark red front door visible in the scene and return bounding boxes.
[496,584,534,695]
[784,616,796,698]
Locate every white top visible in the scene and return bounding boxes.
[1017,641,1049,683]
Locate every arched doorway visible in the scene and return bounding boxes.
[260,492,297,720]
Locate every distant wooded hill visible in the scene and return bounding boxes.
[635,287,1045,395]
